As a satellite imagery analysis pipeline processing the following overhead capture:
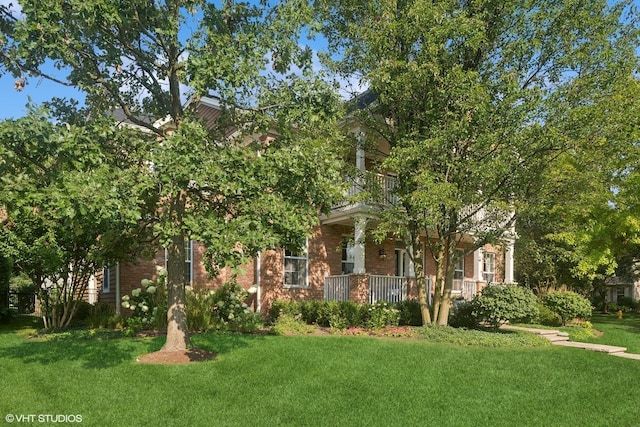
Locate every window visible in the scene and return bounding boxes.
[483,252,496,283]
[164,240,193,285]
[341,241,354,274]
[184,240,192,285]
[617,287,626,300]
[102,267,111,293]
[394,249,410,277]
[453,250,464,291]
[284,244,308,287]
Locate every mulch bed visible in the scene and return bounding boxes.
[137,348,217,365]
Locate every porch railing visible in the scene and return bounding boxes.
[462,280,477,300]
[369,275,407,304]
[452,279,477,301]
[323,275,350,302]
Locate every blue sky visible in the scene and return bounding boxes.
[0,0,638,120]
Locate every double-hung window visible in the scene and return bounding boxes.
[483,252,496,283]
[453,250,464,291]
[284,243,308,287]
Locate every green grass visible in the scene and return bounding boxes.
[567,312,640,354]
[1,316,640,426]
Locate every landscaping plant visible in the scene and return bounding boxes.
[543,291,593,326]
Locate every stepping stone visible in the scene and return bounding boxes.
[552,341,627,354]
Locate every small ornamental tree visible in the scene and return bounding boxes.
[543,292,593,326]
[471,284,539,330]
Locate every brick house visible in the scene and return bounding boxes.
[98,96,516,316]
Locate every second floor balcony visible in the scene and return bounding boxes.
[334,171,398,210]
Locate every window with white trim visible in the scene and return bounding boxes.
[284,244,308,287]
[341,241,354,274]
[483,252,496,283]
[453,250,464,291]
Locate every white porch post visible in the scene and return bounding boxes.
[353,215,368,274]
[475,247,484,282]
[504,239,515,283]
[356,132,366,172]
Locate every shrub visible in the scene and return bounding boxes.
[367,301,400,329]
[449,300,479,329]
[616,296,638,312]
[536,303,562,327]
[543,292,593,326]
[395,300,423,326]
[183,282,262,332]
[471,284,539,329]
[269,300,301,321]
[86,302,122,329]
[121,276,167,332]
[271,313,315,335]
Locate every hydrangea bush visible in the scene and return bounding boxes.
[121,272,167,334]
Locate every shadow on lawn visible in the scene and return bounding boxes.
[592,313,640,332]
[0,327,266,369]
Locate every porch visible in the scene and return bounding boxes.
[323,274,478,304]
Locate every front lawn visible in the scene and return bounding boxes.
[569,312,640,353]
[1,317,639,426]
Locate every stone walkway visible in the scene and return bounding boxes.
[501,325,640,360]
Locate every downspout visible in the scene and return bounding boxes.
[256,252,261,313]
[115,262,121,316]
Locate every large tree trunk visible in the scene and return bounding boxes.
[162,192,191,352]
[163,232,191,351]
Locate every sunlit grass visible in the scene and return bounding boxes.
[1,317,639,426]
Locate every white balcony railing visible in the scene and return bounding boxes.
[340,172,398,207]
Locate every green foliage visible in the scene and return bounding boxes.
[470,285,540,329]
[0,108,153,329]
[616,296,638,312]
[449,301,480,329]
[269,299,404,330]
[536,303,563,327]
[395,299,423,326]
[416,325,550,348]
[0,255,10,321]
[206,281,262,333]
[271,313,315,336]
[543,292,593,325]
[122,277,167,332]
[367,301,400,330]
[1,0,345,348]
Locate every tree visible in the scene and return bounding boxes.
[1,1,344,350]
[316,0,640,324]
[516,76,640,299]
[0,106,154,329]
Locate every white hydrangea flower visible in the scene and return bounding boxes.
[147,286,157,294]
[140,279,153,288]
[122,295,130,302]
[141,305,149,312]
[121,301,130,309]
[131,288,141,297]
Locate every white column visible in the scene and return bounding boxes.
[475,247,484,282]
[353,215,368,274]
[504,240,515,283]
[356,132,366,172]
